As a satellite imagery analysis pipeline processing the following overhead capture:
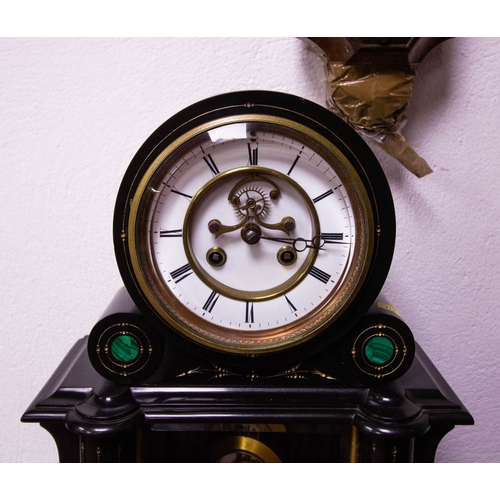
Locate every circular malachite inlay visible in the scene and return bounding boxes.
[110,334,140,363]
[364,335,394,365]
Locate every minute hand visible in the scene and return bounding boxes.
[259,235,350,252]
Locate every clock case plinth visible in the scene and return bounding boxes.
[22,331,473,463]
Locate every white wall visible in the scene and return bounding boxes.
[1,37,498,463]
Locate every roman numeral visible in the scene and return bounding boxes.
[321,232,344,242]
[203,153,220,176]
[159,229,182,238]
[245,302,254,323]
[309,266,331,284]
[202,291,220,313]
[248,143,258,165]
[312,189,333,204]
[170,263,193,283]
[285,295,297,314]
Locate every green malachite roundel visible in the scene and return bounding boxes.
[110,334,140,363]
[364,336,394,365]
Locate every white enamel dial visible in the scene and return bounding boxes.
[126,116,372,354]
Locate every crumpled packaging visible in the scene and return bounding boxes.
[326,62,432,178]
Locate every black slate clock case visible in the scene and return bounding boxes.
[22,90,473,463]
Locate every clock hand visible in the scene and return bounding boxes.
[259,235,350,252]
[259,235,323,252]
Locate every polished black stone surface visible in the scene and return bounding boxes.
[22,337,473,462]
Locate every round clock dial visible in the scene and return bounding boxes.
[114,91,395,364]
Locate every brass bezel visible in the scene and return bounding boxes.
[183,166,320,302]
[124,114,375,354]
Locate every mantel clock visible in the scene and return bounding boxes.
[23,90,473,464]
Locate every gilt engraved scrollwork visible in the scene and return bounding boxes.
[176,362,337,381]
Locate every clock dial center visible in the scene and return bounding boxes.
[241,223,262,245]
